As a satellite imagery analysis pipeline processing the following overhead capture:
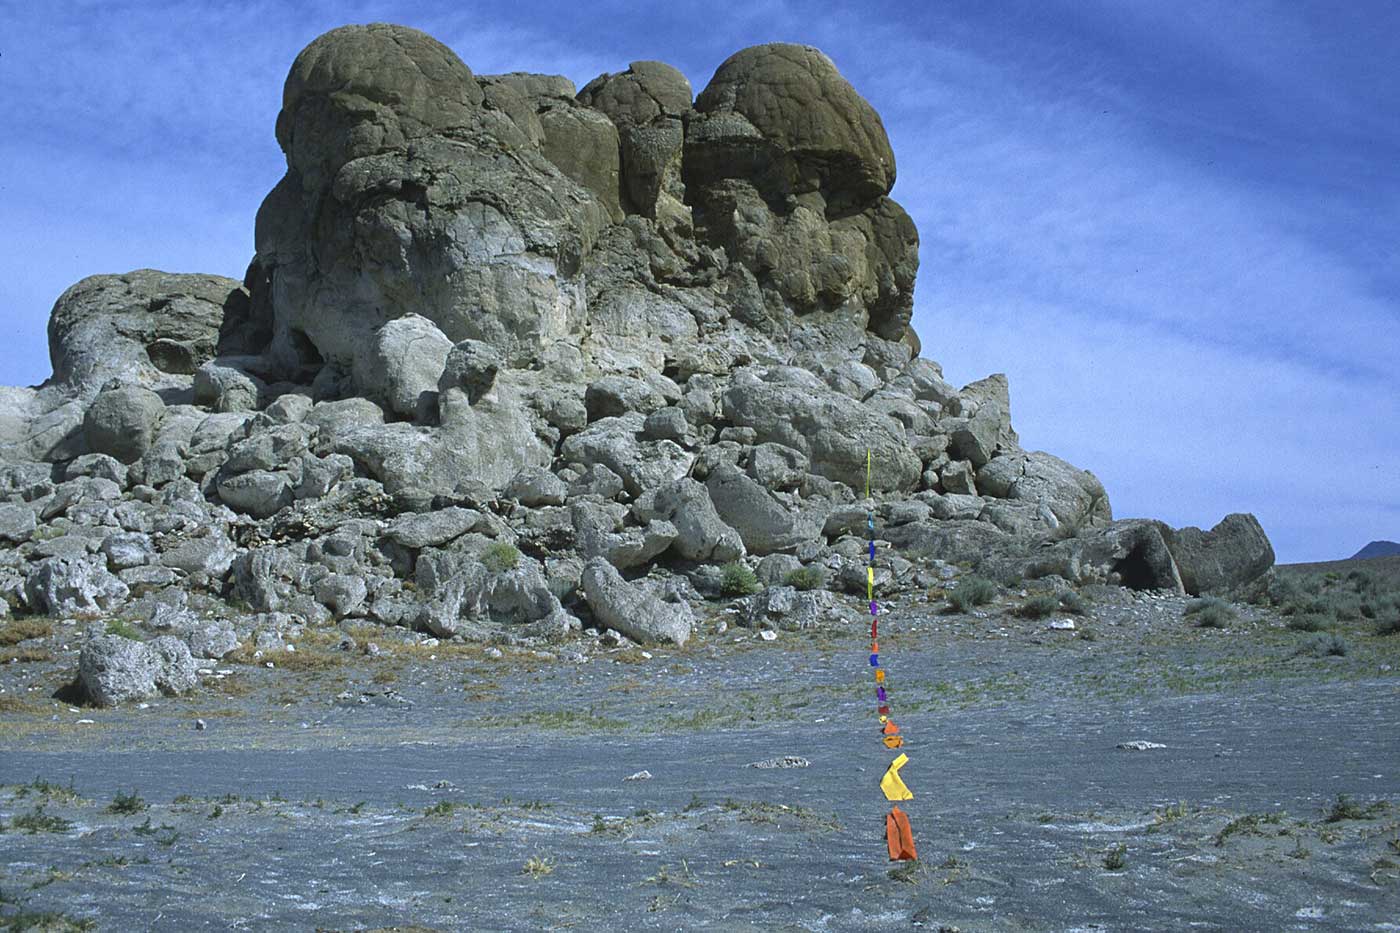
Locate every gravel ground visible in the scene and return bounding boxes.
[2,585,1399,931]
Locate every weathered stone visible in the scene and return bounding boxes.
[439,340,502,404]
[704,465,819,555]
[580,557,690,646]
[159,527,238,578]
[83,383,165,464]
[643,478,745,563]
[1161,513,1274,595]
[354,314,454,420]
[384,507,479,549]
[47,270,244,395]
[64,453,128,486]
[78,634,159,707]
[194,360,266,413]
[100,532,156,571]
[217,470,293,518]
[505,467,568,507]
[184,619,239,660]
[314,573,369,618]
[25,553,129,616]
[149,635,198,696]
[0,503,37,544]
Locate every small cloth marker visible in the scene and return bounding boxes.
[886,806,917,861]
[880,752,913,801]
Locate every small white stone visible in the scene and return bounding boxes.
[759,630,778,642]
[624,770,652,782]
[1116,740,1166,751]
[1049,619,1076,631]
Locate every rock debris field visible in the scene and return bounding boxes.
[0,20,1396,931]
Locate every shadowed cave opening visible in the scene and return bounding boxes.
[1113,544,1160,591]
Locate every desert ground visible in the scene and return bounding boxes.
[3,563,1399,931]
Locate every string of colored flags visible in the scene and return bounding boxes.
[869,449,917,861]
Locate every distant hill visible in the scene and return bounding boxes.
[1351,540,1400,560]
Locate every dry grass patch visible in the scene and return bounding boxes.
[2,645,53,664]
[272,649,348,673]
[0,619,53,646]
[0,694,47,714]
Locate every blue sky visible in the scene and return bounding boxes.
[2,1,1396,562]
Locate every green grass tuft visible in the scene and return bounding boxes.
[782,566,826,591]
[720,562,761,597]
[481,542,521,574]
[946,576,997,613]
[104,620,142,641]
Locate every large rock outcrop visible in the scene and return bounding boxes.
[0,23,1276,686]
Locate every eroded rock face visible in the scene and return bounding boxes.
[0,23,1276,671]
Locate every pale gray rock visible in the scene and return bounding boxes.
[46,270,243,395]
[580,557,691,647]
[354,314,454,420]
[159,527,237,578]
[643,478,745,563]
[0,503,37,544]
[262,393,314,424]
[1160,513,1275,595]
[722,368,920,492]
[975,451,1111,532]
[78,634,160,707]
[705,465,818,555]
[438,340,502,404]
[642,407,690,443]
[940,460,977,496]
[82,383,165,464]
[738,584,837,630]
[217,469,293,518]
[568,462,625,500]
[64,453,128,486]
[149,635,198,695]
[560,414,693,496]
[505,467,567,507]
[585,375,668,421]
[194,360,266,413]
[224,423,315,474]
[747,442,809,490]
[292,452,354,500]
[25,553,129,616]
[755,553,802,588]
[385,507,479,549]
[185,619,238,660]
[485,560,561,624]
[100,532,156,571]
[314,573,369,618]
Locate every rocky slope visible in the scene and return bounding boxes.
[0,23,1274,705]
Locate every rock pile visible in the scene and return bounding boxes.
[0,24,1274,704]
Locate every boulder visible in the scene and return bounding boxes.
[100,532,156,571]
[439,340,502,404]
[149,635,198,695]
[578,61,692,217]
[975,451,1111,532]
[314,573,369,618]
[354,314,454,420]
[0,503,37,544]
[690,43,894,210]
[46,270,244,395]
[505,467,568,507]
[644,478,745,563]
[384,507,479,549]
[184,619,239,660]
[24,554,129,616]
[194,361,265,413]
[78,635,160,707]
[1161,513,1275,595]
[217,470,293,518]
[704,465,818,555]
[580,557,691,646]
[721,368,920,492]
[83,383,165,464]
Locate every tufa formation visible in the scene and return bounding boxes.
[0,24,1274,704]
